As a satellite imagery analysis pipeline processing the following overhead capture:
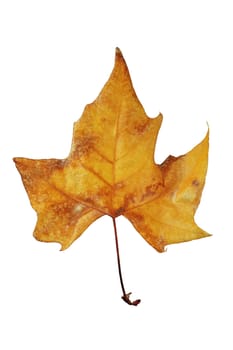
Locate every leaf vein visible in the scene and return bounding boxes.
[80,161,113,187]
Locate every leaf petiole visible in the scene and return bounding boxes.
[112,217,141,306]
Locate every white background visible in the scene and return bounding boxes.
[0,1,232,349]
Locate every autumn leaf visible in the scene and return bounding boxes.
[14,48,210,306]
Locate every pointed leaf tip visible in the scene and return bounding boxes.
[115,47,122,55]
[114,47,125,63]
[115,47,128,65]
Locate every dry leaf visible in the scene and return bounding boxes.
[14,48,210,305]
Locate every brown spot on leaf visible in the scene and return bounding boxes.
[72,135,98,158]
[192,179,200,187]
[134,121,149,134]
[129,212,144,222]
[114,182,125,190]
[141,182,162,201]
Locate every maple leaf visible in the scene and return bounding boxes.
[14,48,210,306]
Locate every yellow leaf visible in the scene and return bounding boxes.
[14,48,210,305]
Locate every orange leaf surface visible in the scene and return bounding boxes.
[14,48,210,253]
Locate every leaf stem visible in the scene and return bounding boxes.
[112,217,141,306]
